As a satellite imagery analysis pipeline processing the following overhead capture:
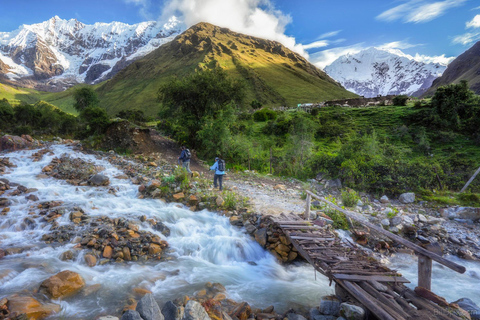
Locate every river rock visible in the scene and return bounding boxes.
[254,228,267,247]
[85,254,97,267]
[182,300,211,320]
[39,270,85,299]
[287,313,307,320]
[98,317,120,320]
[444,207,480,221]
[122,310,144,320]
[380,195,389,203]
[399,192,415,204]
[136,293,163,320]
[162,301,184,320]
[339,303,365,320]
[0,135,33,151]
[453,298,480,319]
[7,295,60,320]
[319,295,340,316]
[216,196,224,207]
[89,174,110,186]
[380,219,390,227]
[325,179,342,189]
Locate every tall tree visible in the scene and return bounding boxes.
[73,87,99,112]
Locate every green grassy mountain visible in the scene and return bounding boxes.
[424,41,480,96]
[97,22,357,115]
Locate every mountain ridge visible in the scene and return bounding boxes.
[0,16,182,91]
[97,22,357,115]
[325,47,447,97]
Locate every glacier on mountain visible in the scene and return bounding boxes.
[324,47,448,97]
[0,16,182,90]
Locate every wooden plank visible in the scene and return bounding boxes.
[306,193,311,221]
[460,165,480,193]
[333,274,410,283]
[340,280,399,320]
[290,236,335,241]
[275,220,311,224]
[306,191,466,274]
[358,282,411,319]
[280,225,323,229]
[418,254,432,290]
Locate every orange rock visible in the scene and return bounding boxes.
[231,302,252,320]
[85,254,97,267]
[173,192,185,201]
[7,295,60,320]
[103,246,113,259]
[39,270,85,299]
[123,247,132,261]
[148,243,162,255]
[133,288,152,297]
[189,195,199,205]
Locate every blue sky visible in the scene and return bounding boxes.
[1,0,480,68]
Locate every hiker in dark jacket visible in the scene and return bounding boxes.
[178,146,192,175]
[210,157,226,190]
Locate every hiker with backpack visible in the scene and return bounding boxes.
[178,146,192,175]
[210,157,226,191]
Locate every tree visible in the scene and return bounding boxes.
[73,87,99,112]
[393,95,409,106]
[80,107,110,135]
[0,99,14,130]
[158,69,244,148]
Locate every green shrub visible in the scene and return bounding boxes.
[253,108,277,122]
[393,95,409,106]
[341,189,360,207]
[13,125,32,136]
[325,209,349,230]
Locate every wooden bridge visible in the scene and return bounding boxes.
[273,190,468,320]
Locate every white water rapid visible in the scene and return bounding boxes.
[0,145,333,319]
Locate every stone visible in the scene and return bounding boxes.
[122,310,143,320]
[123,247,132,261]
[162,301,184,320]
[182,300,211,320]
[453,298,480,319]
[148,243,162,255]
[60,250,74,261]
[339,303,365,320]
[273,184,286,190]
[7,295,60,320]
[417,214,428,223]
[274,243,290,256]
[136,293,163,320]
[230,302,251,320]
[254,228,267,247]
[399,192,415,204]
[0,135,32,151]
[133,288,152,297]
[81,283,102,296]
[216,196,224,207]
[380,219,390,227]
[384,207,394,215]
[319,295,341,316]
[103,246,113,259]
[98,316,120,320]
[39,270,85,299]
[325,179,342,189]
[173,193,185,201]
[380,195,389,203]
[402,216,414,226]
[88,174,110,186]
[85,254,97,267]
[26,194,39,201]
[391,216,402,226]
[356,199,364,206]
[287,313,307,320]
[189,195,199,205]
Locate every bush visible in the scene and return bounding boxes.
[0,99,14,129]
[79,106,110,135]
[253,108,277,122]
[341,189,360,207]
[393,95,409,106]
[13,125,32,136]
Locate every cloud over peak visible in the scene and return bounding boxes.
[377,0,467,24]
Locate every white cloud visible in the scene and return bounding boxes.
[318,30,341,39]
[309,44,366,69]
[412,53,454,65]
[452,31,480,45]
[466,15,480,28]
[160,0,309,57]
[303,40,330,50]
[124,0,152,19]
[377,0,467,24]
[378,40,420,50]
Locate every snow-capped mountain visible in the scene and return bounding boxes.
[324,47,448,97]
[0,16,182,91]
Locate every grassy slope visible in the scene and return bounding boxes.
[0,83,42,105]
[97,22,357,116]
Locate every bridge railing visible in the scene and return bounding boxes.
[304,190,466,290]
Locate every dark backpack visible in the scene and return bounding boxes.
[217,159,225,171]
[184,149,191,160]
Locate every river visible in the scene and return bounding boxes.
[0,145,333,319]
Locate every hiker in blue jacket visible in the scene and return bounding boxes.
[210,157,226,191]
[178,146,192,175]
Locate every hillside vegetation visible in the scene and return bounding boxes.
[96,22,356,116]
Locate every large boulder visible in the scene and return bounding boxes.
[399,192,415,204]
[122,310,144,320]
[182,300,210,320]
[39,270,85,299]
[453,298,480,319]
[162,301,184,320]
[0,135,33,151]
[7,295,60,320]
[339,303,365,320]
[319,295,341,316]
[88,174,110,186]
[136,293,163,320]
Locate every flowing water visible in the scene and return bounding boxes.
[0,145,333,319]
